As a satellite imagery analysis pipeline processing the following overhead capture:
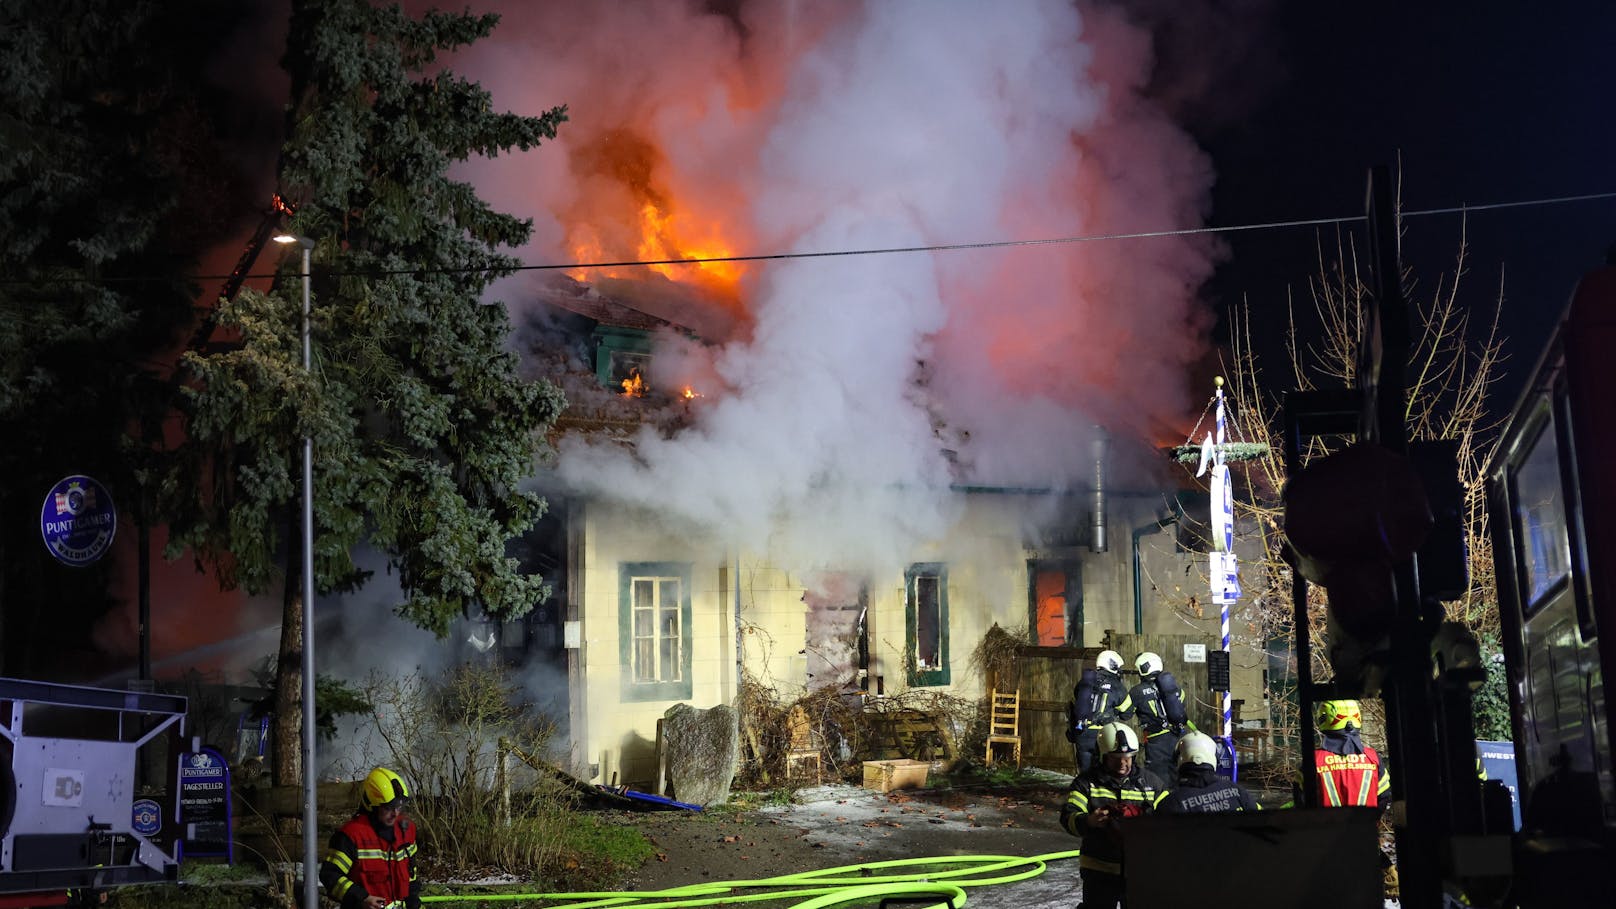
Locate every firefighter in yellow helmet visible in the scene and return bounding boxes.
[320,767,420,909]
[1292,700,1392,809]
[1060,722,1167,908]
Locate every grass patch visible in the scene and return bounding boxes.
[545,814,657,890]
[177,860,268,885]
[719,787,797,812]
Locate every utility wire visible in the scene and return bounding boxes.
[5,189,1615,287]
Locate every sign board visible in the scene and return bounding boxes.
[39,474,117,566]
[1183,643,1207,663]
[132,798,162,837]
[1476,740,1521,831]
[1207,650,1231,690]
[177,746,233,861]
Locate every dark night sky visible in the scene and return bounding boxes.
[1191,1,1616,411]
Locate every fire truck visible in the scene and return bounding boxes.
[0,678,186,907]
[1128,172,1612,908]
[1485,257,1616,903]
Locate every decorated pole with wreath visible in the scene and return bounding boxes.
[1195,376,1241,772]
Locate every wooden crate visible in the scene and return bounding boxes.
[861,759,929,793]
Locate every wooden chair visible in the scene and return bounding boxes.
[984,688,1022,766]
[785,706,822,783]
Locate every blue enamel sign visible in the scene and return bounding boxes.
[39,474,117,567]
[132,798,162,836]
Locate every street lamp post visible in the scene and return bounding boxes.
[273,232,318,909]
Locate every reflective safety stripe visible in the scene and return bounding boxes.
[1078,854,1123,874]
[330,877,353,899]
[1068,791,1089,810]
[326,851,353,873]
[1356,768,1375,805]
[1320,772,1342,806]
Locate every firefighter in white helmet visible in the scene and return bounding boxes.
[1067,650,1134,773]
[1157,731,1260,814]
[1060,722,1166,908]
[1128,651,1191,772]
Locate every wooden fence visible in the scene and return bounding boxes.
[230,780,361,866]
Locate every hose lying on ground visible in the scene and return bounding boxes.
[421,849,1083,909]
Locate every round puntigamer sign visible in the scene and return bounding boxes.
[40,474,117,567]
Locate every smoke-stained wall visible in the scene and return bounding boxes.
[574,489,1113,786]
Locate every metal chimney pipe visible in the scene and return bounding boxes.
[1090,429,1108,553]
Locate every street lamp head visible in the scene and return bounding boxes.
[273,233,314,249]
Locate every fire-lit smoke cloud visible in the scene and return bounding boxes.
[456,0,1218,571]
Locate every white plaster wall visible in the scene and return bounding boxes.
[574,491,1238,782]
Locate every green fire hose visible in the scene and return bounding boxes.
[420,848,1083,908]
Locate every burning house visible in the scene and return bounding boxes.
[502,271,1269,790]
[423,0,1278,789]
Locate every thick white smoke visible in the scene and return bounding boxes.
[455,0,1218,573]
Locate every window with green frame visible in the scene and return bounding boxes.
[618,562,693,701]
[905,563,949,686]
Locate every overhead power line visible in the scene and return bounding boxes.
[5,188,1615,287]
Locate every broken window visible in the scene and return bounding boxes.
[1029,560,1082,647]
[803,571,869,692]
[618,561,693,701]
[905,563,949,686]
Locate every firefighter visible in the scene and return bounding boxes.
[1157,731,1260,813]
[320,767,421,909]
[1128,651,1190,772]
[1060,722,1167,909]
[1292,700,1392,808]
[1067,650,1134,772]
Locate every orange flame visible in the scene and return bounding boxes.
[565,130,745,308]
[636,203,743,286]
[681,386,701,400]
[621,368,647,398]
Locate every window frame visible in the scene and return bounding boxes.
[618,561,694,702]
[905,563,950,687]
[1026,559,1082,647]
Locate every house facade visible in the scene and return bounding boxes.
[557,487,1268,787]
[522,286,1269,787]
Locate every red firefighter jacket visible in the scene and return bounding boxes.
[1311,732,1392,808]
[319,812,420,909]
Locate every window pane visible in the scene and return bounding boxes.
[634,639,655,681]
[1516,414,1572,609]
[634,579,654,611]
[660,637,677,681]
[660,579,679,607]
